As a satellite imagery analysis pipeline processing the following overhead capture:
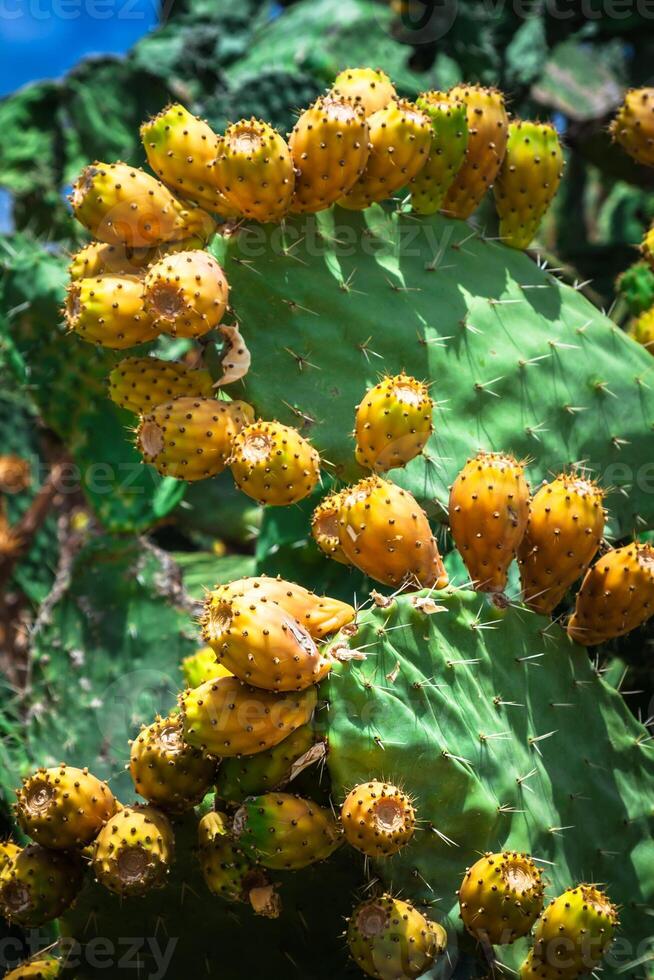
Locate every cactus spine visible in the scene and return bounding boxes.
[143,250,229,339]
[411,91,469,215]
[354,372,433,472]
[233,793,342,870]
[91,805,174,897]
[15,764,117,849]
[458,851,544,944]
[347,894,446,980]
[108,356,214,415]
[229,420,321,506]
[341,781,415,857]
[214,118,295,223]
[129,714,216,812]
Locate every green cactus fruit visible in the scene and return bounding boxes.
[215,724,316,804]
[108,355,214,415]
[449,451,530,594]
[532,885,619,975]
[610,87,654,167]
[129,713,217,812]
[347,894,446,980]
[338,99,432,211]
[15,764,117,849]
[628,305,654,354]
[213,118,295,223]
[494,121,564,250]
[341,781,416,857]
[0,844,84,927]
[519,950,566,980]
[289,96,371,214]
[411,91,469,215]
[179,675,317,757]
[136,396,254,481]
[311,490,352,565]
[330,67,396,117]
[182,647,233,688]
[4,953,62,979]
[143,250,229,339]
[354,372,433,472]
[65,274,160,349]
[441,85,509,220]
[616,261,654,316]
[91,805,174,897]
[233,792,342,870]
[229,420,321,506]
[197,811,280,917]
[71,161,215,246]
[458,850,544,944]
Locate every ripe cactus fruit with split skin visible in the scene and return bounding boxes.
[136,396,254,481]
[628,306,654,353]
[65,274,159,349]
[518,474,605,615]
[4,954,62,979]
[311,490,351,565]
[410,91,469,215]
[91,805,174,897]
[289,96,371,213]
[15,764,117,849]
[347,894,447,980]
[494,121,564,250]
[143,250,229,339]
[182,646,232,688]
[71,161,215,247]
[458,851,544,944]
[532,885,619,975]
[108,356,214,415]
[449,451,530,594]
[354,372,433,472]
[610,87,654,167]
[338,99,432,210]
[215,723,316,804]
[331,67,396,117]
[567,541,654,645]
[129,713,216,812]
[179,675,317,757]
[233,793,343,870]
[197,811,280,917]
[335,476,448,589]
[229,420,321,506]
[341,781,416,857]
[0,844,84,927]
[441,85,509,220]
[213,118,295,223]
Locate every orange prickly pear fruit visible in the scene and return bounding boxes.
[629,305,654,352]
[311,491,351,565]
[91,805,174,897]
[347,894,446,980]
[532,885,619,975]
[71,161,215,246]
[610,88,654,167]
[213,118,295,223]
[108,356,214,415]
[458,851,544,945]
[65,274,159,349]
[14,764,117,849]
[341,781,415,857]
[449,451,530,594]
[338,476,448,589]
[143,250,229,339]
[229,420,321,506]
[128,713,216,812]
[441,85,509,219]
[567,542,654,646]
[289,96,371,213]
[494,120,564,249]
[518,474,605,615]
[339,99,432,210]
[331,67,396,116]
[411,90,469,215]
[354,372,433,472]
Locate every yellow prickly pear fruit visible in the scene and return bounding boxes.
[0,840,21,875]
[628,305,654,353]
[331,67,396,117]
[338,99,432,210]
[532,885,619,975]
[15,764,117,849]
[449,451,530,594]
[341,781,415,857]
[92,805,174,897]
[129,713,216,812]
[65,274,159,349]
[289,96,371,213]
[229,420,321,506]
[411,91,469,215]
[108,356,214,415]
[209,575,355,639]
[567,541,654,646]
[347,894,447,980]
[338,476,448,589]
[4,952,62,979]
[494,121,564,249]
[71,161,215,246]
[143,249,229,339]
[354,372,433,472]
[136,396,254,481]
[311,491,351,565]
[610,87,654,167]
[0,844,84,927]
[518,474,605,615]
[201,591,331,692]
[641,222,654,270]
[233,793,343,870]
[182,646,233,688]
[213,118,295,223]
[519,951,566,980]
[458,851,544,944]
[441,85,509,219]
[179,675,317,757]
[197,812,280,917]
[68,240,155,279]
